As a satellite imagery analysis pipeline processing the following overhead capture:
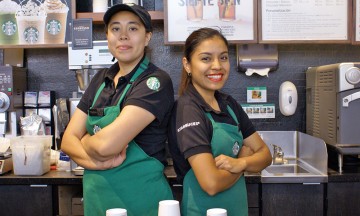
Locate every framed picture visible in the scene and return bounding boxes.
[353,0,360,44]
[0,0,75,45]
[259,0,351,44]
[164,0,257,45]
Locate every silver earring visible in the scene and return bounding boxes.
[187,73,192,77]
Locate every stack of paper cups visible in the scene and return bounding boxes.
[106,208,127,216]
[207,208,227,216]
[93,0,108,12]
[122,0,139,5]
[158,200,181,216]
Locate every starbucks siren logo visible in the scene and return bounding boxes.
[46,19,61,35]
[2,21,17,36]
[24,27,39,43]
[146,77,161,91]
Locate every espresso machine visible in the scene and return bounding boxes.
[306,63,360,172]
[0,66,27,174]
[0,66,27,138]
[67,41,114,174]
[67,40,114,116]
[68,40,114,93]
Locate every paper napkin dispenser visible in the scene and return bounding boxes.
[237,44,278,76]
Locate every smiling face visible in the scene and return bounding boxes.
[106,11,152,66]
[183,36,230,97]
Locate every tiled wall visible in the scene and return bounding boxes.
[1,1,360,133]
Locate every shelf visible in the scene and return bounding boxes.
[0,43,68,49]
[76,11,164,24]
[0,10,164,49]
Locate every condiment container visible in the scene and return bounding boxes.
[10,135,52,175]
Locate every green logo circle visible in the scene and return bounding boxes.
[2,21,17,36]
[46,19,61,35]
[146,77,160,91]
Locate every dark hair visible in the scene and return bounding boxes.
[178,27,229,95]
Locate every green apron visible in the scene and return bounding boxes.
[181,106,248,216]
[83,57,173,216]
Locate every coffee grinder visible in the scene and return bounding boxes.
[0,65,27,174]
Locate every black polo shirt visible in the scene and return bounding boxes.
[78,57,174,165]
[168,83,256,183]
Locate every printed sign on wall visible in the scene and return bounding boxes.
[0,0,74,45]
[164,0,257,44]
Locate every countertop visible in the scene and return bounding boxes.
[1,162,360,185]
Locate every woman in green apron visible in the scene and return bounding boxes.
[168,28,272,216]
[61,4,174,216]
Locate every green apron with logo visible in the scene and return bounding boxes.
[83,57,173,216]
[181,106,248,216]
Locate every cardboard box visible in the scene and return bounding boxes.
[72,196,84,215]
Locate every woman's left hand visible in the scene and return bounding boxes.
[215,154,245,174]
[111,146,127,168]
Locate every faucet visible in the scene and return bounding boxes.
[271,144,284,165]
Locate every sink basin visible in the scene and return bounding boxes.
[258,131,328,183]
[261,160,327,183]
[265,165,310,174]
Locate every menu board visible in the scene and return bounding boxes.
[0,0,75,45]
[259,0,350,43]
[164,0,257,45]
[354,0,360,43]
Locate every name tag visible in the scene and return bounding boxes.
[89,108,104,116]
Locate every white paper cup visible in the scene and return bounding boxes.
[106,208,127,216]
[207,208,227,216]
[122,0,139,5]
[16,15,46,44]
[93,0,108,12]
[158,200,180,216]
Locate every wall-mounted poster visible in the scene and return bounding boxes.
[164,0,257,45]
[0,0,75,45]
[353,0,360,44]
[259,0,350,43]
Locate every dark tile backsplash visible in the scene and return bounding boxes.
[1,0,360,132]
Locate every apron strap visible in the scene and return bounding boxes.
[117,57,149,106]
[90,57,150,107]
[205,105,239,124]
[91,82,106,107]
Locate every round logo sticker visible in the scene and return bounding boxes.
[2,21,17,36]
[24,27,39,43]
[46,19,61,35]
[146,77,160,91]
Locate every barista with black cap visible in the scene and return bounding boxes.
[61,3,174,216]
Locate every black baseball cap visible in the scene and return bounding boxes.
[103,4,153,33]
